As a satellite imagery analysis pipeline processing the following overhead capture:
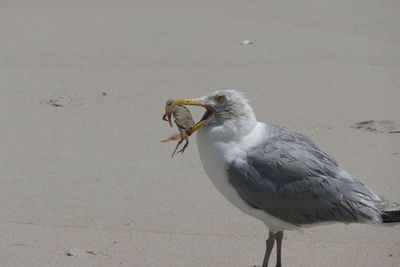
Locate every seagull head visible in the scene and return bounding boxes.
[170,90,256,136]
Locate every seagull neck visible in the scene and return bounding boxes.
[205,118,257,143]
[233,119,258,137]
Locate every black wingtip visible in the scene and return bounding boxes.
[382,210,400,223]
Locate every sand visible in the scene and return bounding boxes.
[0,1,399,266]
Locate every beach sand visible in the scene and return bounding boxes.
[0,1,399,266]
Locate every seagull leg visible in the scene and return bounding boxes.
[261,231,276,267]
[275,231,283,267]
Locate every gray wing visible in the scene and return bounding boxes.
[227,125,382,225]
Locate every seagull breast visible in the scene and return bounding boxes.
[196,120,299,232]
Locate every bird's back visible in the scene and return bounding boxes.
[227,124,383,226]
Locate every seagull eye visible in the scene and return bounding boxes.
[215,94,226,103]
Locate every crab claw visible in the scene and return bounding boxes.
[162,99,174,127]
[162,113,173,127]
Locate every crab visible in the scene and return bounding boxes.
[161,99,195,157]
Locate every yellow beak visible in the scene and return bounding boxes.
[187,120,208,136]
[171,98,206,108]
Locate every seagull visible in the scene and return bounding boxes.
[170,90,400,267]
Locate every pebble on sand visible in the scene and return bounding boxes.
[66,248,81,256]
[240,40,253,45]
